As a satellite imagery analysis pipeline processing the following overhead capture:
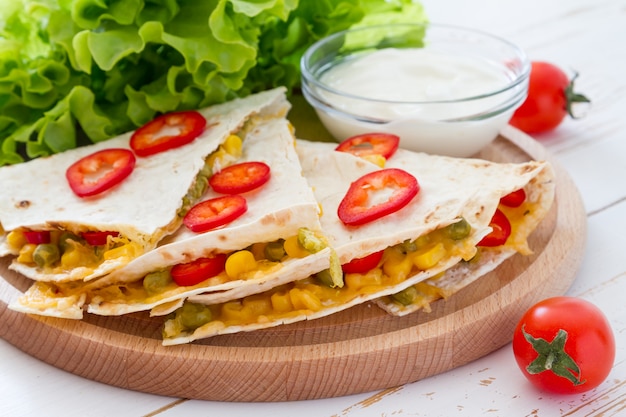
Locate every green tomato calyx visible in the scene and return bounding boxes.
[522,325,586,386]
[565,72,591,119]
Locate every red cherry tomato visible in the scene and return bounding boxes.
[513,296,615,394]
[130,111,207,157]
[477,209,512,247]
[209,161,271,194]
[170,253,228,287]
[335,133,400,159]
[184,195,247,233]
[500,188,526,208]
[338,168,419,226]
[510,61,590,134]
[23,231,51,244]
[66,148,136,197]
[81,231,120,246]
[341,250,384,274]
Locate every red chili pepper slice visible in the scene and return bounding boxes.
[81,231,120,246]
[130,111,207,157]
[23,231,51,244]
[500,188,527,208]
[66,148,136,197]
[209,161,271,194]
[170,253,228,287]
[336,133,400,159]
[477,209,512,247]
[184,195,247,233]
[338,168,419,226]
[341,250,384,274]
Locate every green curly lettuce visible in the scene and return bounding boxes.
[0,0,426,165]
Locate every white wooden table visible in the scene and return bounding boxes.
[2,0,624,415]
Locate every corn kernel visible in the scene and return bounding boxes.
[207,148,226,170]
[60,244,98,269]
[283,235,308,258]
[17,244,36,263]
[345,268,384,290]
[222,134,242,157]
[289,288,322,311]
[221,301,245,321]
[242,295,272,318]
[361,154,387,167]
[271,291,294,313]
[382,249,413,281]
[60,247,81,269]
[103,242,141,261]
[412,242,446,270]
[6,231,27,249]
[225,250,257,279]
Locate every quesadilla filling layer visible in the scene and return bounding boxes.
[87,228,333,310]
[380,179,551,314]
[14,227,332,318]
[4,135,243,282]
[162,218,477,341]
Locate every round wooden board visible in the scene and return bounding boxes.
[0,124,586,402]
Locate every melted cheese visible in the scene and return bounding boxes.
[386,196,540,312]
[164,224,479,338]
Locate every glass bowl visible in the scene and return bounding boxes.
[300,23,530,157]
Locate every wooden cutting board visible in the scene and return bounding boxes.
[0,124,586,402]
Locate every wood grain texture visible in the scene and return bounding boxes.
[0,127,586,402]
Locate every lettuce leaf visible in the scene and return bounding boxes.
[0,0,426,165]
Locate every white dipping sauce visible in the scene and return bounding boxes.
[314,48,523,157]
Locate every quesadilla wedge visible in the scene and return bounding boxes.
[375,161,555,315]
[10,116,333,319]
[0,88,288,284]
[160,138,554,345]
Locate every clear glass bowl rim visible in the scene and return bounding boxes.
[300,22,531,106]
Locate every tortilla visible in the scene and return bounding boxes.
[10,116,331,319]
[0,87,289,283]
[161,140,554,345]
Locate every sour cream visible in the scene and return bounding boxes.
[309,47,526,157]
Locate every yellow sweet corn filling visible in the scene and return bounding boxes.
[10,229,141,274]
[387,195,538,310]
[45,229,326,310]
[163,221,479,338]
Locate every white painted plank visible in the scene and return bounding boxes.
[0,339,176,417]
